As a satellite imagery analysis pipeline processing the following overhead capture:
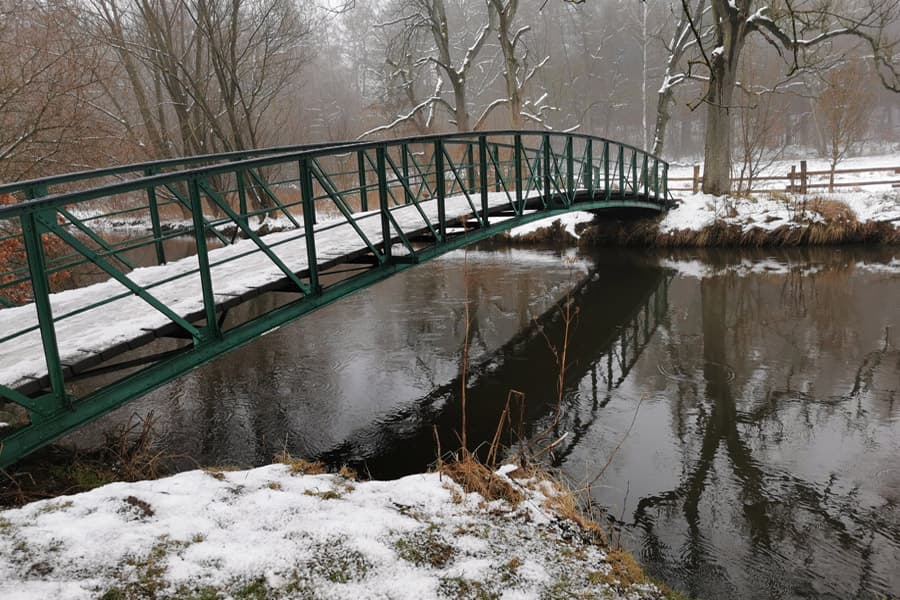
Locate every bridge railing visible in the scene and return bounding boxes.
[0,131,668,466]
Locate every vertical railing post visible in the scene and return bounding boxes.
[604,141,611,201]
[478,135,489,226]
[467,142,476,194]
[565,136,574,205]
[144,168,166,265]
[235,169,249,231]
[21,210,68,409]
[692,164,701,193]
[514,134,523,213]
[492,143,501,192]
[401,144,411,204]
[618,144,625,197]
[663,163,669,201]
[357,149,369,212]
[632,149,638,198]
[189,177,219,338]
[542,133,551,208]
[653,159,660,201]
[642,153,649,197]
[433,140,447,242]
[584,139,593,197]
[299,156,321,289]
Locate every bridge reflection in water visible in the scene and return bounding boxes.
[318,253,671,477]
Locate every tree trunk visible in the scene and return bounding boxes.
[702,52,741,195]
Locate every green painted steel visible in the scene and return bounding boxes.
[0,131,672,467]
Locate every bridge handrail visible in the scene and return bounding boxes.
[0,131,667,217]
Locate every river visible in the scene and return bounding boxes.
[67,241,899,599]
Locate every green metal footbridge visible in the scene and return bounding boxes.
[0,131,671,467]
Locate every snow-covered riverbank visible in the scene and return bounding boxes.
[512,187,900,247]
[0,463,668,600]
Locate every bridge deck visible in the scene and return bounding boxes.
[0,191,544,393]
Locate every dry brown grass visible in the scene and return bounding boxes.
[1,412,177,507]
[439,456,524,504]
[273,451,327,475]
[588,548,647,588]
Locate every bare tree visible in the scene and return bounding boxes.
[818,62,871,192]
[488,0,553,129]
[650,0,707,157]
[673,0,900,195]
[362,0,495,136]
[733,50,789,194]
[0,1,110,182]
[85,0,314,158]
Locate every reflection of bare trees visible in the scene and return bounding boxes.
[627,257,900,599]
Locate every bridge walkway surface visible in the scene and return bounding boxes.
[0,130,671,466]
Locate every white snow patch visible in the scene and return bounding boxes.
[0,465,659,599]
[660,189,900,235]
[509,211,595,240]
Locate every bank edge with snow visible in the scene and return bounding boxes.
[0,464,669,600]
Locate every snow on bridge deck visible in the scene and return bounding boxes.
[0,192,539,393]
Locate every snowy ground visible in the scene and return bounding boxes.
[0,464,664,600]
[658,188,900,234]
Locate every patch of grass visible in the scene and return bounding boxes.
[122,495,154,519]
[438,576,499,600]
[274,451,327,475]
[303,488,343,500]
[393,528,456,568]
[588,548,646,589]
[36,499,73,515]
[234,577,269,599]
[337,465,357,480]
[0,516,12,534]
[265,481,282,491]
[175,586,220,600]
[71,464,118,490]
[307,538,370,584]
[204,466,240,481]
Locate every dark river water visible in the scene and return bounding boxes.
[68,242,899,600]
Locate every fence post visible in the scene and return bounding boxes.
[800,160,808,195]
[789,166,796,193]
[692,164,701,193]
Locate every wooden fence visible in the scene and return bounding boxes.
[670,161,900,194]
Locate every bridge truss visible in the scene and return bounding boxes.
[0,131,671,467]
